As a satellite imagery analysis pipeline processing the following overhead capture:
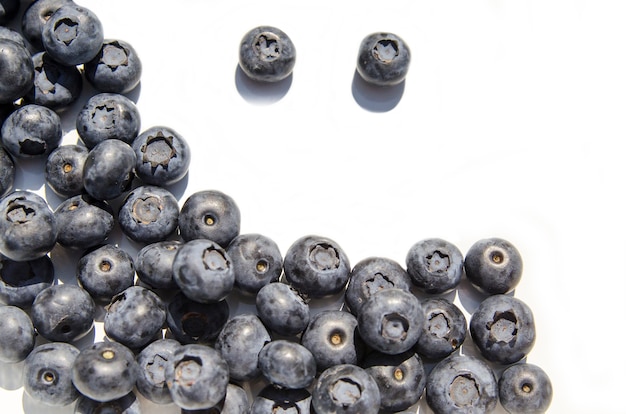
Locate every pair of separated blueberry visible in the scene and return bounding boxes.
[239,26,411,86]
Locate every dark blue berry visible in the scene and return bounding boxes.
[135,240,182,289]
[256,281,310,336]
[356,32,410,86]
[135,338,181,405]
[414,297,467,361]
[239,26,296,82]
[0,305,36,363]
[22,342,80,406]
[1,104,62,158]
[258,340,316,389]
[178,190,240,246]
[0,38,34,104]
[45,144,89,197]
[214,313,271,381]
[0,26,28,48]
[0,146,15,197]
[406,238,464,294]
[312,364,381,414]
[0,255,54,307]
[251,385,311,414]
[227,233,283,295]
[74,392,142,414]
[27,51,83,109]
[499,363,552,414]
[31,283,95,342]
[21,0,75,51]
[465,237,524,295]
[85,38,142,94]
[76,244,135,302]
[283,235,351,298]
[166,292,229,344]
[54,194,115,249]
[83,139,136,201]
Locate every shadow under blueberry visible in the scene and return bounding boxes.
[235,65,292,104]
[351,70,405,112]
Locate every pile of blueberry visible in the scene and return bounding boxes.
[0,1,553,413]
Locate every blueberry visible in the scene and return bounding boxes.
[406,238,464,294]
[414,297,467,361]
[0,38,34,104]
[135,338,181,405]
[0,26,28,48]
[0,0,19,25]
[214,313,271,381]
[425,354,498,414]
[227,233,283,295]
[256,281,310,336]
[42,4,104,66]
[0,255,54,307]
[312,364,381,414]
[464,237,524,295]
[54,194,115,249]
[1,104,62,158]
[166,292,230,344]
[345,256,412,316]
[301,310,364,371]
[74,392,142,414]
[76,244,135,302]
[76,92,141,149]
[239,26,296,82]
[251,385,311,414]
[172,239,235,303]
[72,341,139,402]
[135,240,182,289]
[179,190,240,246]
[283,235,351,298]
[0,190,58,262]
[132,125,191,187]
[117,185,180,244]
[357,288,425,355]
[45,144,89,197]
[26,51,83,109]
[22,342,80,406]
[215,383,250,414]
[165,344,229,410]
[499,363,553,414]
[362,350,426,412]
[258,340,317,389]
[0,146,15,197]
[21,0,76,51]
[85,38,142,94]
[83,139,137,201]
[356,32,411,86]
[31,283,96,342]
[469,294,536,365]
[0,305,36,363]
[104,285,166,349]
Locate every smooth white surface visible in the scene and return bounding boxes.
[2,0,625,412]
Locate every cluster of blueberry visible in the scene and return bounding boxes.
[0,1,553,413]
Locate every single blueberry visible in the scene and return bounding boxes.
[76,244,135,302]
[165,344,230,410]
[0,26,28,48]
[76,92,141,149]
[214,313,271,381]
[104,285,166,349]
[135,240,183,289]
[256,281,310,336]
[312,364,381,414]
[71,341,139,402]
[118,185,180,244]
[465,237,524,295]
[0,190,58,262]
[357,288,425,355]
[499,363,553,414]
[470,294,536,365]
[0,255,54,307]
[250,385,311,414]
[301,310,364,372]
[414,297,467,361]
[1,104,62,158]
[85,38,142,94]
[362,350,426,412]
[345,256,412,316]
[227,233,283,295]
[166,292,230,344]
[132,125,191,187]
[21,0,75,51]
[83,139,137,201]
[178,190,240,246]
[406,238,464,294]
[425,354,498,414]
[239,26,296,82]
[26,51,83,109]
[42,4,104,66]
[54,194,115,249]
[283,234,351,298]
[172,239,235,303]
[23,342,80,406]
[356,32,411,86]
[45,144,89,197]
[31,283,96,342]
[74,392,142,414]
[0,38,34,104]
[0,305,36,363]
[0,146,15,197]
[183,383,251,414]
[258,340,317,389]
[136,338,181,405]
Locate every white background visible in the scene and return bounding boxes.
[2,0,625,412]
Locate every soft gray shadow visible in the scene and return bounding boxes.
[23,390,76,414]
[235,65,293,104]
[351,70,405,112]
[0,360,24,390]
